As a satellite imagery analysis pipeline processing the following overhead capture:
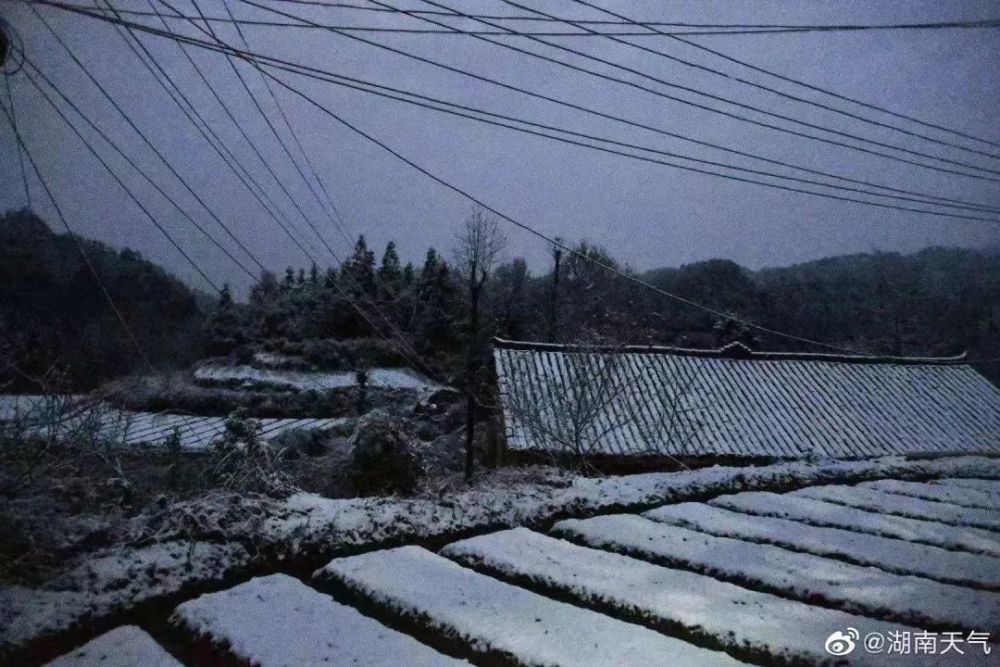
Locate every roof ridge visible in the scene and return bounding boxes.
[492,338,970,366]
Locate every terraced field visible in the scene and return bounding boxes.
[37,477,1000,666]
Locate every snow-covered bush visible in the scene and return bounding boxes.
[208,409,292,497]
[349,410,423,495]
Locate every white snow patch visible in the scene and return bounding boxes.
[171,573,464,666]
[317,545,742,667]
[552,514,1000,634]
[644,503,1000,589]
[253,456,1000,559]
[193,364,439,392]
[795,485,1000,531]
[860,479,999,510]
[442,528,943,666]
[934,478,1000,494]
[44,626,180,667]
[709,491,1000,558]
[1,542,249,658]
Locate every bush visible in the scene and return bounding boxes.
[349,410,422,495]
[208,409,293,497]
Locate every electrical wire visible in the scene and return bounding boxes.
[564,0,1000,161]
[22,63,222,292]
[71,6,1000,222]
[46,0,1000,217]
[0,97,157,373]
[411,0,1000,180]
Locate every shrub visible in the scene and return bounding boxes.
[349,410,423,495]
[208,409,293,497]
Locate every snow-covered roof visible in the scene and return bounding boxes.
[493,338,1000,458]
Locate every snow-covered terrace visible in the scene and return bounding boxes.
[5,455,1000,666]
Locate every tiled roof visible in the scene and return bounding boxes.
[493,339,1000,458]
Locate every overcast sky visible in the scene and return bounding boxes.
[1,0,998,295]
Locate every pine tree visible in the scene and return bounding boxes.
[402,262,415,287]
[378,241,402,297]
[309,262,319,286]
[282,266,295,292]
[343,235,376,296]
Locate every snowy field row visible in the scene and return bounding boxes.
[644,502,1000,589]
[316,545,743,667]
[551,514,1000,633]
[860,479,999,510]
[440,528,933,666]
[707,490,1000,557]
[12,462,1000,666]
[794,484,1000,530]
[0,397,349,451]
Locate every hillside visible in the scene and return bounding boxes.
[0,209,206,390]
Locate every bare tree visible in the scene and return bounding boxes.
[630,359,710,469]
[454,208,507,480]
[547,237,563,343]
[502,334,632,470]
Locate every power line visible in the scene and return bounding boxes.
[563,0,1000,161]
[249,1,1000,34]
[60,4,1000,221]
[175,0,436,378]
[413,0,1000,181]
[76,6,872,353]
[251,62,872,356]
[0,97,156,373]
[136,0,334,263]
[27,2,267,277]
[239,1,1000,210]
[21,61,222,292]
[24,56,257,285]
[35,3,1000,36]
[591,3,1000,151]
[48,1,999,217]
[97,0,326,264]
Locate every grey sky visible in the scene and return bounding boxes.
[1,0,998,295]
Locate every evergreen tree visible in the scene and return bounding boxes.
[296,268,306,287]
[343,235,376,296]
[402,262,415,287]
[378,241,402,297]
[309,262,319,287]
[324,267,338,289]
[205,283,244,355]
[282,266,295,292]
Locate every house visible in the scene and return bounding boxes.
[493,338,1000,460]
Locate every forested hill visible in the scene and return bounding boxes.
[637,249,999,381]
[1,208,996,390]
[0,209,206,390]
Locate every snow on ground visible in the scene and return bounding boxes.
[795,485,1000,530]
[551,514,1000,633]
[935,478,1000,494]
[644,503,1000,589]
[860,479,999,510]
[193,364,440,392]
[708,491,1000,558]
[316,545,744,667]
[441,528,942,666]
[43,626,180,667]
[5,455,1000,662]
[0,542,249,658]
[256,456,1000,558]
[171,573,465,666]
